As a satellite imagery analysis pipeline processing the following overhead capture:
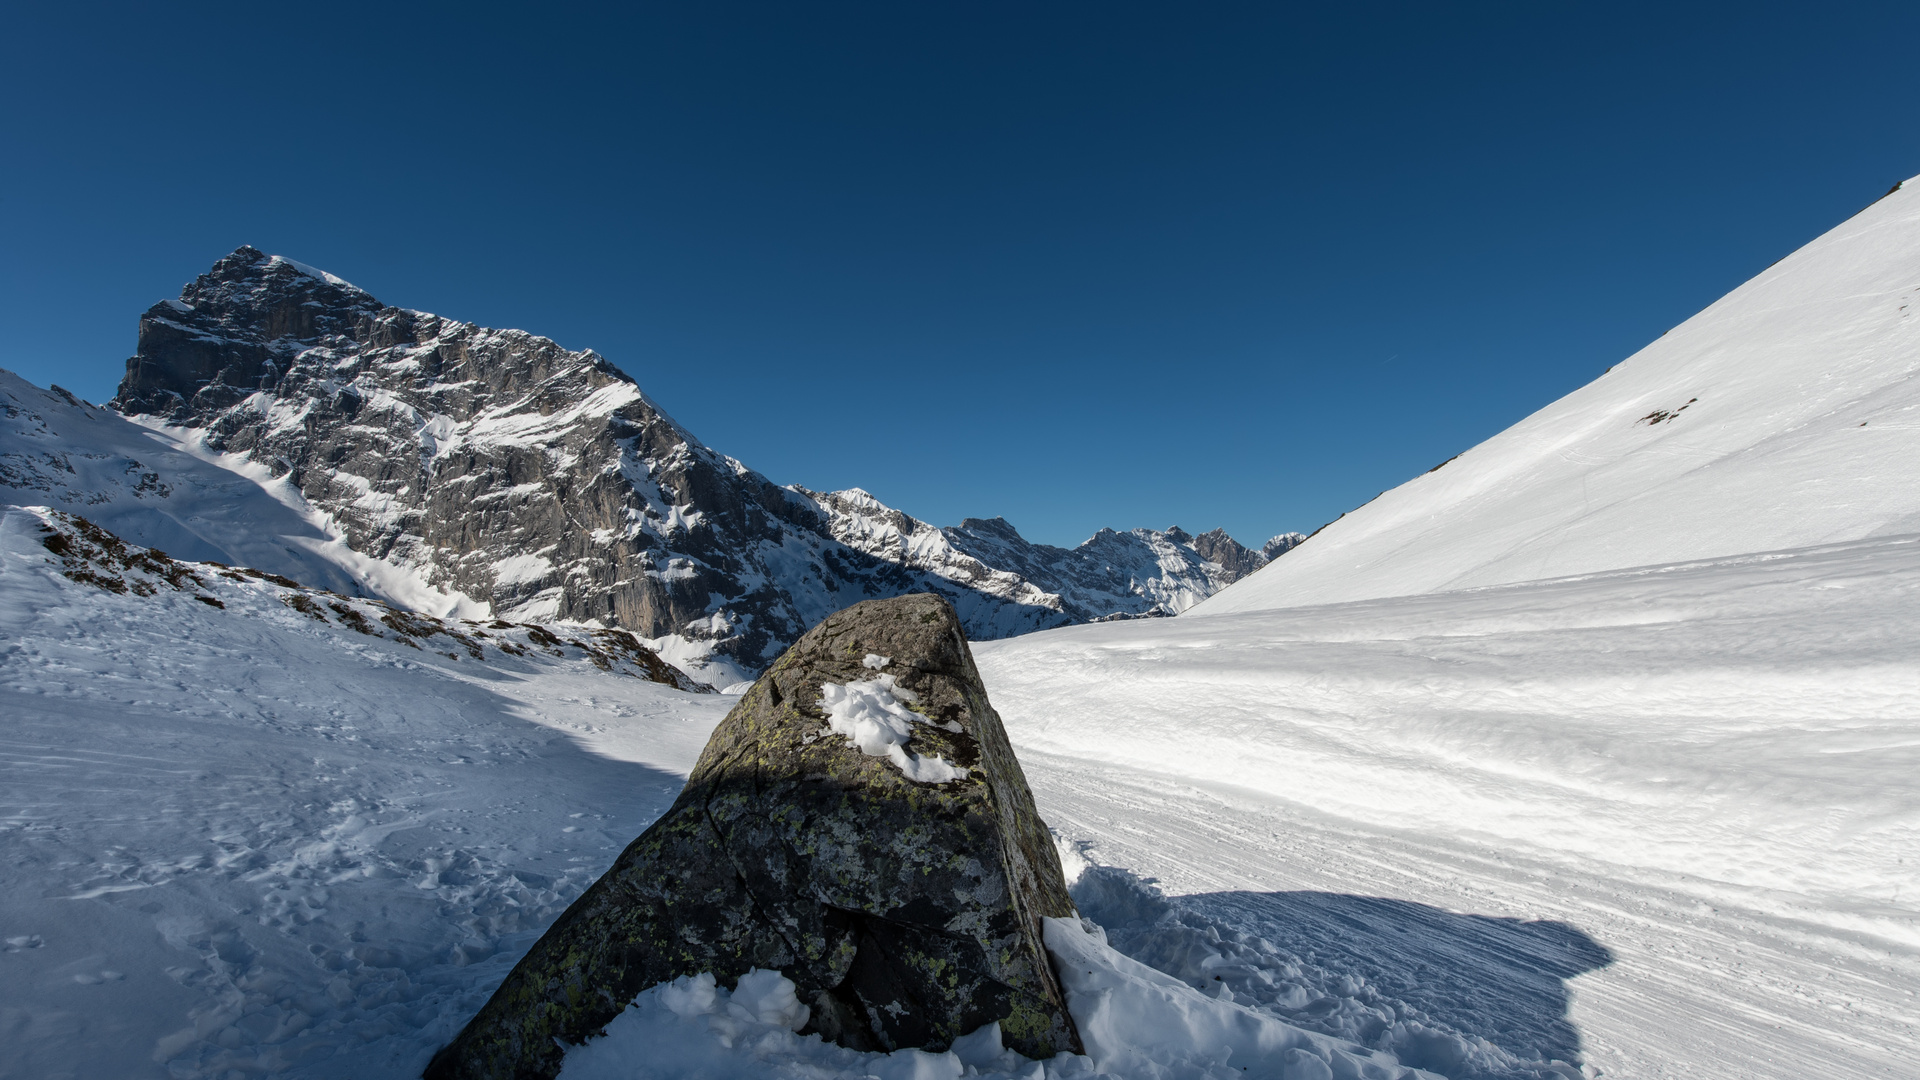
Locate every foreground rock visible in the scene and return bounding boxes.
[425,594,1081,1079]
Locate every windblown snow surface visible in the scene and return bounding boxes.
[0,509,1443,1080]
[976,532,1919,1080]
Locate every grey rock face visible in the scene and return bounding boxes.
[1188,528,1308,583]
[1190,528,1265,581]
[109,248,1068,673]
[424,594,1080,1080]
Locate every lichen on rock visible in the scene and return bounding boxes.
[425,593,1080,1079]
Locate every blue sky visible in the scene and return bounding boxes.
[4,2,1915,548]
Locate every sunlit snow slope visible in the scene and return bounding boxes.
[0,511,1452,1080]
[978,533,1920,1080]
[1198,175,1920,614]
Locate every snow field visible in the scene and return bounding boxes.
[0,506,1462,1080]
[0,508,732,1079]
[978,532,1920,1079]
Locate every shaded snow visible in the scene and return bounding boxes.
[0,369,480,615]
[0,508,725,1079]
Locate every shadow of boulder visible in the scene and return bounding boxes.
[1071,866,1612,1079]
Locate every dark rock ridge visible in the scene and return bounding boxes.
[425,594,1080,1080]
[108,248,1297,674]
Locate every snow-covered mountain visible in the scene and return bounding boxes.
[1196,176,1920,616]
[799,486,1302,622]
[67,246,1283,679]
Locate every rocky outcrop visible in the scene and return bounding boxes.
[1189,528,1266,581]
[1263,532,1307,561]
[425,594,1080,1079]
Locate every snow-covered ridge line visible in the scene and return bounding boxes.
[2,365,486,613]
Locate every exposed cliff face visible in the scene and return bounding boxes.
[106,248,1289,675]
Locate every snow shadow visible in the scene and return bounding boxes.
[1070,866,1613,1080]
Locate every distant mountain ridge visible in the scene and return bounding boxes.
[3,246,1297,678]
[800,486,1303,623]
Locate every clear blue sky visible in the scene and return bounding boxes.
[4,2,1915,548]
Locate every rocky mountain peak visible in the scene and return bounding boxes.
[95,249,1299,679]
[117,246,386,418]
[1263,532,1307,560]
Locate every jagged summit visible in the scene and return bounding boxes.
[87,249,1296,677]
[117,246,385,417]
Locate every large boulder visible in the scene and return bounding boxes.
[425,593,1081,1079]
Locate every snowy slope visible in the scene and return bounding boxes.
[0,369,481,614]
[15,503,1910,1079]
[0,506,726,1080]
[978,532,1920,1080]
[1197,174,1920,615]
